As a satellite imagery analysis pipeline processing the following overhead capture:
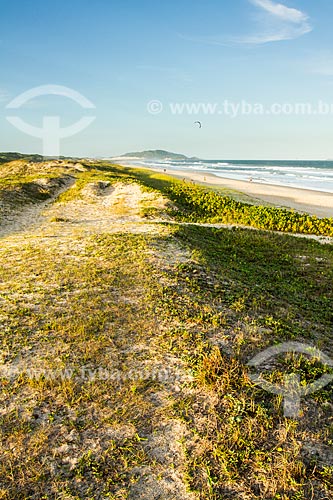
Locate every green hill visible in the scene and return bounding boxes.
[118,149,199,161]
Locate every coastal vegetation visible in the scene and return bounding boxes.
[0,157,332,499]
[166,182,333,236]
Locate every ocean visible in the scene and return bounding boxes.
[126,159,333,194]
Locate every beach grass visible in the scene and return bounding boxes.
[0,158,332,499]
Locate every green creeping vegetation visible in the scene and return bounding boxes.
[149,225,333,499]
[172,225,333,340]
[166,183,333,236]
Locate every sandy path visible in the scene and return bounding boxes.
[42,182,159,236]
[0,182,197,499]
[0,181,166,242]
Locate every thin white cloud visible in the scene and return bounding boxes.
[182,0,312,46]
[250,0,308,24]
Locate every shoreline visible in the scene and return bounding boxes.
[124,164,333,219]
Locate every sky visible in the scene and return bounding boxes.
[1,0,333,159]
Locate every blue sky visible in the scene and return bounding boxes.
[1,0,333,159]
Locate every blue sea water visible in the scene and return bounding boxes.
[126,158,333,194]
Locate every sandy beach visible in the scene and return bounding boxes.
[127,165,333,219]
